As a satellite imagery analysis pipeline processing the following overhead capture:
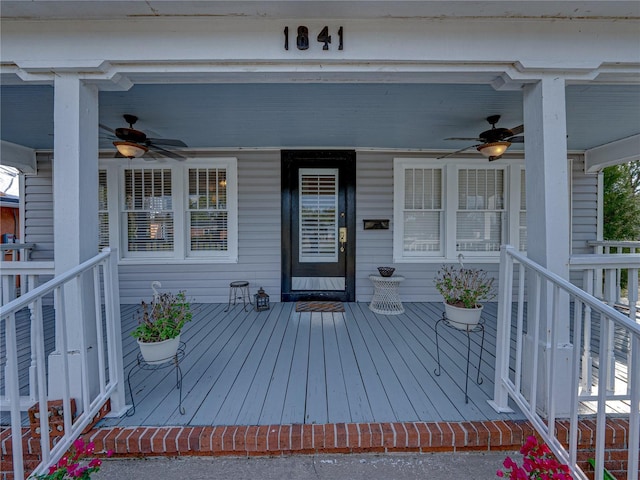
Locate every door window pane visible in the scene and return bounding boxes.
[299,169,338,262]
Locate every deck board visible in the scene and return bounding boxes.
[9,300,632,428]
[235,303,293,425]
[323,312,353,423]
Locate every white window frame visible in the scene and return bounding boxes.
[393,157,526,263]
[98,157,238,263]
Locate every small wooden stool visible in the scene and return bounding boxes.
[225,281,251,312]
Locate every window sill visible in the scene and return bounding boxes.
[393,256,501,264]
[118,257,238,266]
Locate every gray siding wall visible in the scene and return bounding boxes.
[23,154,54,261]
[118,151,282,304]
[570,156,599,287]
[22,151,599,304]
[571,156,599,254]
[354,151,498,303]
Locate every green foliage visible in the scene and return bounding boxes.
[603,161,640,241]
[434,265,496,308]
[131,291,192,343]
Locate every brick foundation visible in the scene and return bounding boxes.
[1,419,633,480]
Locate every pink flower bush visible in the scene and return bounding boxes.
[497,436,573,480]
[35,438,113,480]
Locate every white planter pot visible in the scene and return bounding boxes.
[137,335,180,365]
[443,303,483,330]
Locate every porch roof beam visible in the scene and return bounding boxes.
[0,140,36,173]
[584,134,640,173]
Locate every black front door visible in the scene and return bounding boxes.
[281,150,356,302]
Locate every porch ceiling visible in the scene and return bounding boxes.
[1,82,639,154]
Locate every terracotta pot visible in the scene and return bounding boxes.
[443,303,483,330]
[137,334,180,365]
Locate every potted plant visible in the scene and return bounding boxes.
[131,290,192,364]
[434,264,495,329]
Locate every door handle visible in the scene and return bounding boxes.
[339,227,347,252]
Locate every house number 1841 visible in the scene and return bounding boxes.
[284,26,344,51]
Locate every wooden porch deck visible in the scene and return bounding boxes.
[100,302,525,428]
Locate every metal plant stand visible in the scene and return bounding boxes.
[126,342,186,416]
[434,312,485,404]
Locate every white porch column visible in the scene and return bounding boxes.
[522,76,573,417]
[48,74,100,403]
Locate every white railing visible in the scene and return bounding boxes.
[490,245,639,480]
[0,248,126,479]
[570,252,640,397]
[1,242,40,302]
[587,240,640,309]
[1,261,55,410]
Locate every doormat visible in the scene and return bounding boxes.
[295,301,345,312]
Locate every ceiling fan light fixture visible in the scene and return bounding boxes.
[113,141,148,159]
[477,141,511,159]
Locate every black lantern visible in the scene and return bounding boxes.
[254,287,270,312]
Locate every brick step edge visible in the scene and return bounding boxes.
[2,419,631,479]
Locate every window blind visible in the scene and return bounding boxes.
[299,170,338,262]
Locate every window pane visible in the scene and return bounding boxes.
[127,212,174,252]
[520,170,527,251]
[123,168,174,253]
[404,168,441,209]
[98,170,109,250]
[457,168,504,252]
[190,211,228,251]
[187,167,229,254]
[456,211,502,252]
[402,167,442,255]
[404,211,441,252]
[299,170,338,262]
[519,211,527,251]
[458,169,504,210]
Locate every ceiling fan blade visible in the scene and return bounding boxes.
[445,137,482,141]
[148,144,186,160]
[143,151,167,162]
[507,135,524,143]
[147,138,188,148]
[99,123,116,134]
[509,124,524,135]
[437,144,479,159]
